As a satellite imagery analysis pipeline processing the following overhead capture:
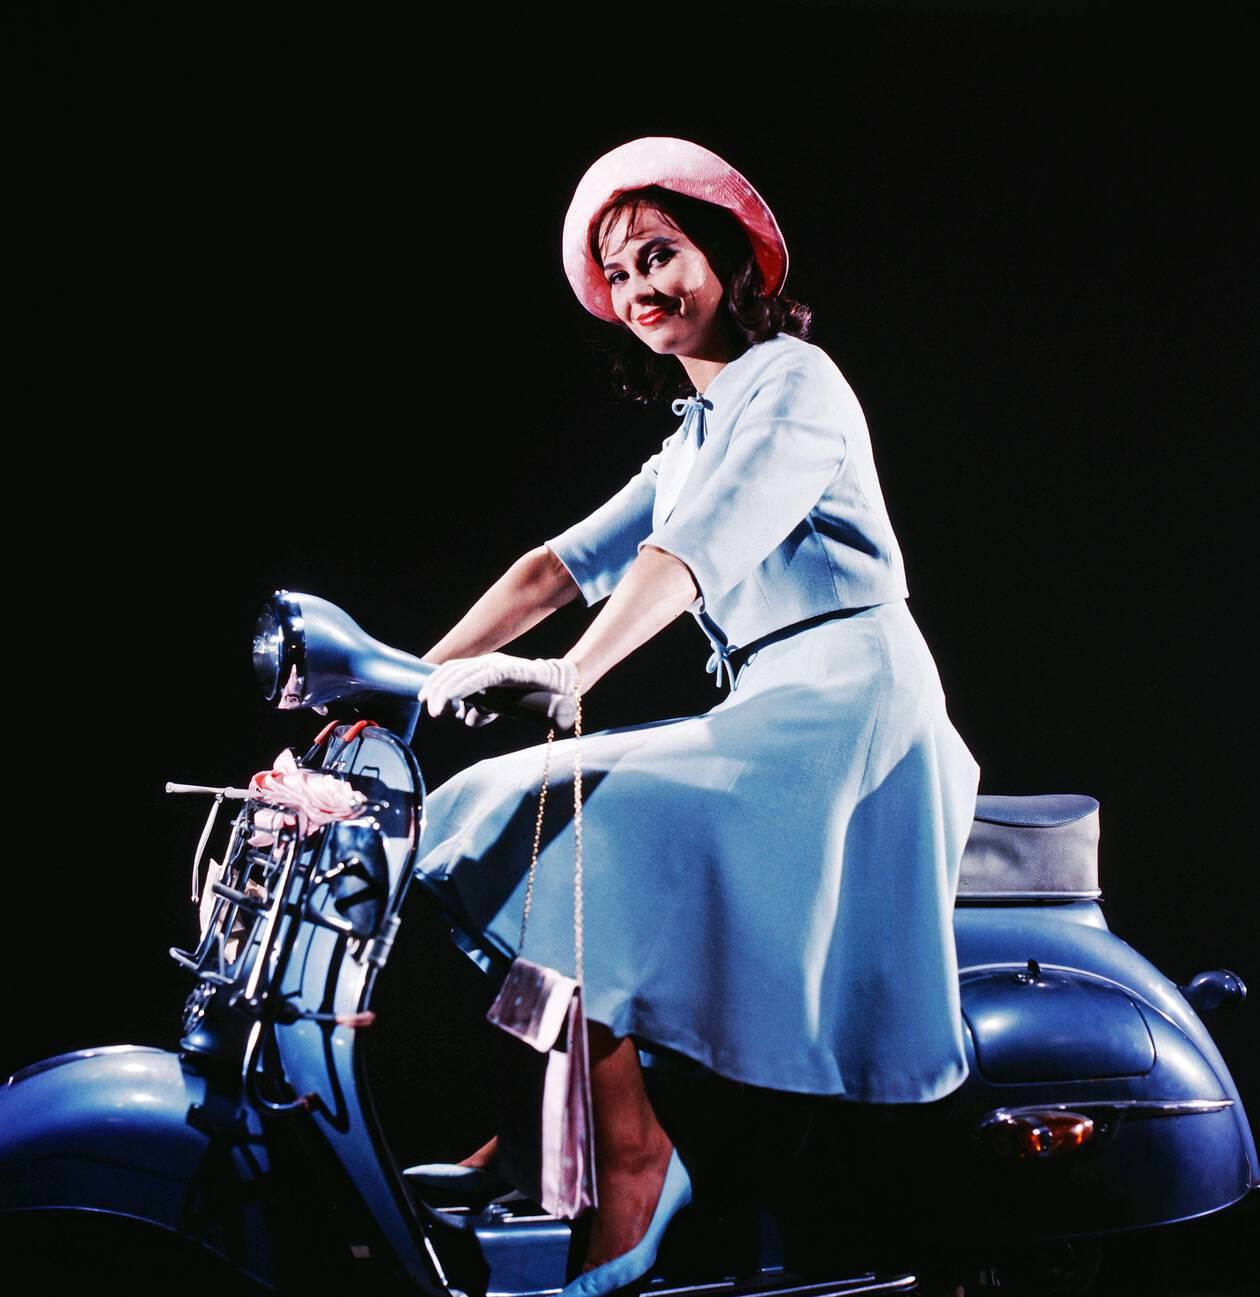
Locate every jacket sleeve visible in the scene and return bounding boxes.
[639,364,849,609]
[544,444,666,606]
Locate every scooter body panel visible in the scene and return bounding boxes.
[225,721,457,1296]
[946,903,1259,1235]
[0,1045,277,1284]
[4,594,1254,1295]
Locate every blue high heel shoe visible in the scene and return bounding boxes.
[559,1146,693,1297]
[402,1160,513,1204]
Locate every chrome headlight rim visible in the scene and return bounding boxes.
[253,589,307,705]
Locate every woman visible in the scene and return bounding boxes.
[413,136,981,1297]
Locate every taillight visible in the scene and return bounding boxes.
[975,1108,1097,1159]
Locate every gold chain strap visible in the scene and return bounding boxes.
[516,668,583,986]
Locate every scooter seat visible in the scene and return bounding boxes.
[959,794,1100,900]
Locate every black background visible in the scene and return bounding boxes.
[5,2,1257,1293]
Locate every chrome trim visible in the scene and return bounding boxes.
[421,1231,451,1290]
[190,794,224,900]
[165,781,254,798]
[650,1275,918,1297]
[982,1098,1232,1124]
[956,889,1102,901]
[959,960,1135,998]
[958,959,1229,1035]
[241,822,302,1007]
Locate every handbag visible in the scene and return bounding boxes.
[484,675,598,1219]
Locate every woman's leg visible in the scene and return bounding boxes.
[454,1022,675,1267]
[581,1021,675,1270]
[456,1133,499,1169]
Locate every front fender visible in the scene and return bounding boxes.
[0,1045,275,1282]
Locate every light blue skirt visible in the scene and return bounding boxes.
[413,600,981,1103]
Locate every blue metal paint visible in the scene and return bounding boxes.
[2,593,1255,1296]
[963,968,1156,1082]
[0,1046,276,1283]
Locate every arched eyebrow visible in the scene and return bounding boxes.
[602,235,677,274]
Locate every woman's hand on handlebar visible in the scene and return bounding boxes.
[419,654,579,730]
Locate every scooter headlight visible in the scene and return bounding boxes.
[252,604,283,699]
[251,591,306,707]
[249,590,430,714]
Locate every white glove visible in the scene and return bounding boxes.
[419,654,579,731]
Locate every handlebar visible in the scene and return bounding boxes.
[466,684,564,729]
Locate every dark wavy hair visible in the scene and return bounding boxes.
[587,184,813,405]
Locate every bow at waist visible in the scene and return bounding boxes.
[704,641,740,692]
[701,606,876,692]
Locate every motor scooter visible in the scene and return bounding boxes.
[1,590,1255,1297]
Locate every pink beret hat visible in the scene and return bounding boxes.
[562,136,789,324]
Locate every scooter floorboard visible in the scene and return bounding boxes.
[434,1197,919,1297]
[648,1274,920,1297]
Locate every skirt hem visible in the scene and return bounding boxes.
[599,999,971,1104]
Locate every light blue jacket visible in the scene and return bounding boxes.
[546,333,909,686]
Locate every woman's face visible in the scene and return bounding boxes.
[599,205,729,359]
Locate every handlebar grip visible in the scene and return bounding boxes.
[469,685,558,727]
